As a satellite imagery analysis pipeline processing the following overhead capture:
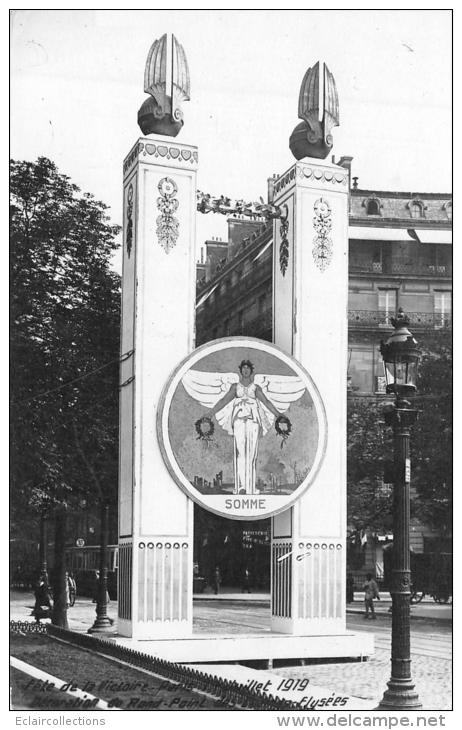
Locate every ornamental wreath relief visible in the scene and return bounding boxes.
[156,177,179,253]
[312,198,333,271]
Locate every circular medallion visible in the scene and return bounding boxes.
[157,338,327,520]
[158,177,178,198]
[314,199,331,218]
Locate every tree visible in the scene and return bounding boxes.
[10,157,121,626]
[346,328,452,560]
[411,330,452,535]
[347,397,393,534]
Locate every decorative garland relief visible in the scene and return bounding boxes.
[126,184,134,258]
[156,177,179,254]
[279,204,289,277]
[312,198,333,272]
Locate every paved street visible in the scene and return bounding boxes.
[195,597,452,710]
[293,611,451,709]
[10,591,452,711]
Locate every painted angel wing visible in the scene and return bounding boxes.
[181,370,238,409]
[254,374,306,413]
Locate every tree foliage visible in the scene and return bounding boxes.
[347,329,452,540]
[347,397,393,533]
[10,157,121,621]
[411,330,452,533]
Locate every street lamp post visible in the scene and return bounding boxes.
[88,502,114,634]
[378,309,422,710]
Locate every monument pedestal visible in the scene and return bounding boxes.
[118,138,198,639]
[113,631,373,663]
[271,158,350,637]
[272,506,345,635]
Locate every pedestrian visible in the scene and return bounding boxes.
[33,575,52,622]
[64,571,70,607]
[242,566,251,593]
[67,571,76,607]
[92,569,111,605]
[363,573,380,619]
[346,573,354,603]
[92,570,99,603]
[212,566,221,595]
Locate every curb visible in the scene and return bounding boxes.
[346,607,452,623]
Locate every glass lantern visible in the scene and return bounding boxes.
[380,309,421,399]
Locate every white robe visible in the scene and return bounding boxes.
[221,383,274,495]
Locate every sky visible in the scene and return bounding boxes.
[10,9,452,270]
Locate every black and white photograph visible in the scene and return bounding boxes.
[9,8,453,728]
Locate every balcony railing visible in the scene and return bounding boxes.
[349,260,451,277]
[348,310,452,329]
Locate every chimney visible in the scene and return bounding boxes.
[337,156,353,173]
[267,174,278,204]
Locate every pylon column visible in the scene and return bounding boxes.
[118,138,198,639]
[271,160,349,634]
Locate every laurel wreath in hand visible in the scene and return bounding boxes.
[195,416,215,443]
[275,415,292,448]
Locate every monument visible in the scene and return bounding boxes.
[118,38,372,661]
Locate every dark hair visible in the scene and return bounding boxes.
[239,359,254,373]
[366,573,372,580]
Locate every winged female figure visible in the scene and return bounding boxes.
[182,359,306,495]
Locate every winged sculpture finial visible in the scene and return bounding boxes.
[289,62,339,160]
[138,33,190,137]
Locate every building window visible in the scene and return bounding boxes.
[362,196,382,216]
[348,348,374,393]
[372,245,382,272]
[409,201,422,218]
[375,372,387,394]
[378,289,397,325]
[232,269,241,286]
[407,198,426,219]
[442,201,452,221]
[434,291,451,327]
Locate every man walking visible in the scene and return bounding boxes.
[363,573,380,619]
[212,566,221,595]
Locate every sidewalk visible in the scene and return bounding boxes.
[195,588,452,622]
[10,591,117,634]
[10,590,452,627]
[346,594,452,622]
[194,587,270,602]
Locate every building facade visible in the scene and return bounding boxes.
[194,161,451,587]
